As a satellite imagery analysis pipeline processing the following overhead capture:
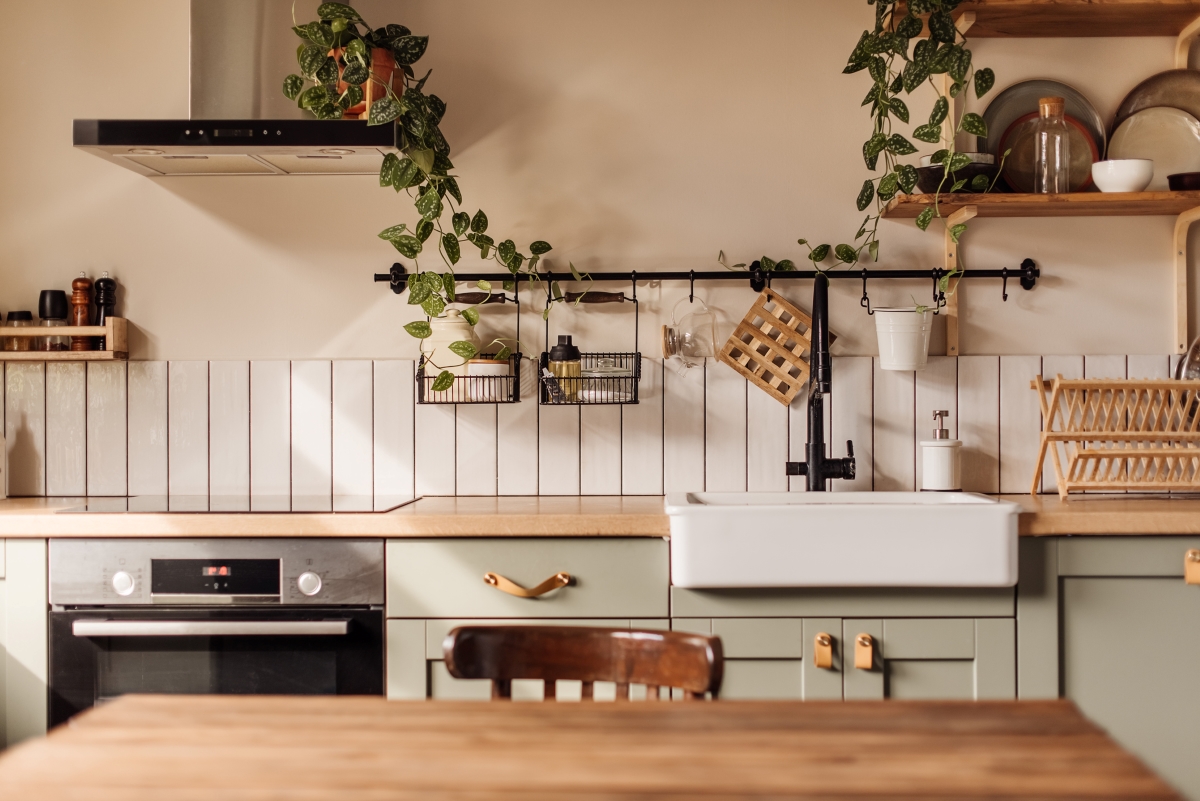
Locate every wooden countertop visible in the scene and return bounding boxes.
[0,695,1176,800]
[0,493,1197,538]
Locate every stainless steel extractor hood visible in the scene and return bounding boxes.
[73,0,398,176]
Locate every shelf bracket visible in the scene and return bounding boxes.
[944,205,977,356]
[1174,206,1200,353]
[1176,13,1200,69]
[941,12,977,149]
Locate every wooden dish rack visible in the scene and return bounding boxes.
[0,318,127,361]
[1031,374,1200,497]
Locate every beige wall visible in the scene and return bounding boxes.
[0,0,1187,360]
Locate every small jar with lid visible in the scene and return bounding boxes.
[4,311,34,351]
[547,335,582,402]
[38,290,69,351]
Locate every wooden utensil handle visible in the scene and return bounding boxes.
[564,291,624,304]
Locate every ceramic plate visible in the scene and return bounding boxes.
[1109,106,1200,190]
[1112,69,1200,133]
[982,79,1105,162]
[998,112,1098,193]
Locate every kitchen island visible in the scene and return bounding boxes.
[0,694,1178,799]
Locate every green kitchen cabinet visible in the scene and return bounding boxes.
[0,540,48,748]
[1019,536,1200,800]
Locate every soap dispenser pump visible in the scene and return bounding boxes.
[920,410,962,491]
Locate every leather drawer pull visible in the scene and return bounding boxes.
[1187,550,1200,586]
[483,571,571,598]
[813,632,834,669]
[855,634,875,670]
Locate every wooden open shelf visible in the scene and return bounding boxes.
[0,318,127,361]
[897,0,1200,37]
[882,191,1200,219]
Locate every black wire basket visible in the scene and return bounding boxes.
[539,351,641,405]
[416,353,522,404]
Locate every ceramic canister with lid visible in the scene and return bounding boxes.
[419,309,480,377]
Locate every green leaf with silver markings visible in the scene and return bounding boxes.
[856,179,875,211]
[415,219,434,242]
[477,280,492,293]
[974,67,995,98]
[889,97,909,124]
[915,206,936,231]
[897,164,918,194]
[912,123,941,144]
[887,134,917,156]
[340,60,369,85]
[393,235,422,258]
[529,240,552,255]
[416,188,443,221]
[959,112,987,137]
[378,223,407,241]
[929,96,949,126]
[448,340,478,360]
[461,307,479,326]
[877,171,900,201]
[809,244,831,262]
[443,233,461,265]
[299,44,326,77]
[403,321,432,338]
[431,371,454,392]
[283,74,305,100]
[470,210,488,233]
[392,35,429,65]
[834,244,858,264]
[368,97,403,126]
[317,3,362,22]
[407,278,431,305]
[442,273,456,301]
[422,294,446,318]
[949,223,968,243]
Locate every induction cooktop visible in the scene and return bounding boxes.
[60,496,417,514]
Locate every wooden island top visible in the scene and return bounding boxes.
[0,694,1178,800]
[0,493,1197,537]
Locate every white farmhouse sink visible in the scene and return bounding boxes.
[666,492,1019,589]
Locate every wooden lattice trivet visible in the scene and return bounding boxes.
[717,287,818,406]
[1031,375,1200,497]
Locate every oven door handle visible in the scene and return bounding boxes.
[71,620,350,637]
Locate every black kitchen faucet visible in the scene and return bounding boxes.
[785,272,855,490]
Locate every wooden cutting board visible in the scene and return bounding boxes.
[717,287,819,406]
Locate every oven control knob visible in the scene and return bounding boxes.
[296,571,322,596]
[111,571,135,596]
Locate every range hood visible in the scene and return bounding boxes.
[73,0,397,176]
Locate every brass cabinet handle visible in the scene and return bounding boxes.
[813,632,834,669]
[854,633,875,670]
[1187,550,1200,586]
[483,571,571,598]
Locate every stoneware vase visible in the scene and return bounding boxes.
[420,310,480,377]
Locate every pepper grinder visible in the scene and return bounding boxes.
[94,271,117,350]
[920,410,962,491]
[70,272,93,351]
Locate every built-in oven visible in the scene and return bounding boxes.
[48,539,384,728]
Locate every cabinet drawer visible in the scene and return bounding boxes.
[386,538,669,618]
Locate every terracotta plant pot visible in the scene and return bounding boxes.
[329,47,401,118]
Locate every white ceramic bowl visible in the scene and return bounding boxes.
[1091,159,1154,192]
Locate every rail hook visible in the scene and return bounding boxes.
[1001,267,1009,302]
[860,269,873,315]
[689,269,695,303]
[932,270,945,316]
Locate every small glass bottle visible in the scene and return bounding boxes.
[1033,96,1070,194]
[38,290,69,351]
[547,335,582,402]
[4,311,34,351]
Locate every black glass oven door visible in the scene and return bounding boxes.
[49,607,383,728]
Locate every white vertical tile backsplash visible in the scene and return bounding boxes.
[456,404,498,497]
[5,363,45,497]
[957,356,1000,494]
[167,362,209,498]
[46,363,86,496]
[704,364,747,492]
[538,405,580,496]
[621,358,663,496]
[497,358,538,496]
[914,356,957,491]
[830,357,873,492]
[872,362,915,492]
[86,362,127,497]
[250,361,291,507]
[4,353,1179,500]
[209,361,250,500]
[998,356,1042,495]
[746,381,788,492]
[332,361,374,500]
[663,361,705,493]
[127,362,168,497]
[372,360,415,503]
[580,406,622,495]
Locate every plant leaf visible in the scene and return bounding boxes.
[407,278,431,305]
[461,307,479,326]
[928,9,956,43]
[959,112,988,137]
[948,152,972,172]
[970,174,990,192]
[856,179,875,211]
[929,96,949,126]
[869,240,880,262]
[776,259,795,272]
[761,256,777,271]
[529,240,552,255]
[477,280,492,293]
[901,61,929,94]
[367,96,402,126]
[379,153,400,187]
[403,321,432,338]
[416,188,443,221]
[394,157,419,189]
[863,132,887,168]
[887,133,917,156]
[422,294,446,318]
[415,219,434,242]
[878,171,900,201]
[497,240,516,265]
[916,206,936,231]
[897,12,922,38]
[495,346,512,361]
[312,102,342,120]
[809,244,831,262]
[317,3,363,22]
[949,223,968,243]
[315,56,339,85]
[912,123,941,144]
[442,273,456,302]
[448,340,478,360]
[834,244,858,264]
[889,96,909,123]
[897,164,919,194]
[471,210,488,233]
[393,234,422,258]
[431,371,454,392]
[341,60,368,85]
[444,176,462,205]
[378,223,407,241]
[442,233,461,265]
[950,179,967,192]
[299,44,326,77]
[930,148,949,165]
[392,35,429,65]
[974,67,995,98]
[298,85,329,110]
[452,212,471,236]
[283,74,305,100]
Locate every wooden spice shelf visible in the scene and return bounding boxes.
[897,0,1200,37]
[0,318,127,361]
[882,191,1200,219]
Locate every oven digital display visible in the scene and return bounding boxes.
[151,559,280,595]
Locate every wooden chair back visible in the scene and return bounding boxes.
[442,625,723,701]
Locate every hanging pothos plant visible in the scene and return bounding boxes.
[284,2,566,391]
[725,0,1003,297]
